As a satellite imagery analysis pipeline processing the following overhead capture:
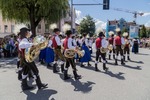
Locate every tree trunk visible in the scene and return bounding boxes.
[29,5,36,37]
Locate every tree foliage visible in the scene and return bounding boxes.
[140,25,147,38]
[122,27,128,33]
[0,0,69,36]
[146,28,150,37]
[78,15,95,37]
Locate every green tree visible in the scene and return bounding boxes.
[146,29,150,37]
[140,25,147,38]
[0,0,69,37]
[78,15,95,37]
[122,27,128,33]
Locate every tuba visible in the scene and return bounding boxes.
[64,47,85,58]
[100,47,108,53]
[121,44,125,50]
[25,35,48,62]
[107,44,113,51]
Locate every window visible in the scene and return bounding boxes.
[37,24,41,33]
[45,24,49,33]
[11,25,15,33]
[4,25,8,33]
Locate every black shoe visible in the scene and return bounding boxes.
[95,64,100,71]
[18,71,22,80]
[64,70,70,80]
[113,55,115,60]
[21,78,34,91]
[124,56,126,61]
[99,58,101,62]
[88,63,91,67]
[73,71,82,80]
[104,67,109,72]
[36,76,48,90]
[53,63,59,73]
[127,56,131,61]
[109,55,111,60]
[40,60,44,64]
[121,59,125,65]
[81,64,85,67]
[115,59,118,65]
[47,64,52,68]
[61,64,64,73]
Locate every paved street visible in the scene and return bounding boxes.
[0,48,150,100]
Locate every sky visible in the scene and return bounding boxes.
[71,0,150,29]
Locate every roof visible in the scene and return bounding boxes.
[127,22,136,26]
[109,20,118,25]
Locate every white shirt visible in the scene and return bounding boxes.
[68,38,75,49]
[72,39,77,46]
[55,35,62,46]
[47,40,52,48]
[121,37,125,45]
[82,38,89,46]
[88,39,93,47]
[102,39,108,48]
[19,38,33,50]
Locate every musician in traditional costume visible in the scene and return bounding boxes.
[123,32,131,61]
[63,30,81,80]
[79,33,91,67]
[108,31,115,60]
[52,28,65,73]
[87,36,93,54]
[132,38,139,54]
[95,32,109,71]
[114,28,125,65]
[19,28,48,90]
[45,35,54,67]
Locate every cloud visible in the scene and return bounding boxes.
[95,19,107,29]
[75,10,82,18]
[75,10,106,29]
[75,10,83,24]
[145,20,150,27]
[142,12,150,17]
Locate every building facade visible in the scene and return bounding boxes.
[106,18,136,38]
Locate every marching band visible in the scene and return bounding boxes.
[17,25,135,91]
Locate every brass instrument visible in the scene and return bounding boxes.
[107,44,113,51]
[121,44,125,50]
[64,47,85,58]
[25,35,48,62]
[100,47,108,53]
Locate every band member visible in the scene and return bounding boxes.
[87,36,93,54]
[114,28,125,65]
[45,35,55,67]
[79,33,91,67]
[108,31,115,60]
[95,31,109,71]
[123,32,131,61]
[132,38,139,54]
[52,28,65,73]
[19,27,48,90]
[16,33,22,80]
[63,30,81,80]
